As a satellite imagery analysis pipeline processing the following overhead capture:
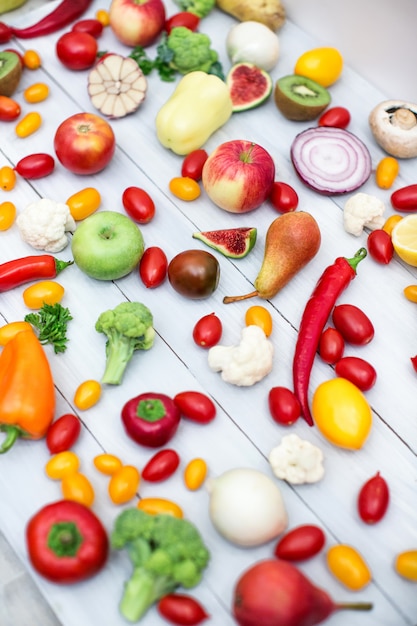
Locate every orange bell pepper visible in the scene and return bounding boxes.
[0,329,55,453]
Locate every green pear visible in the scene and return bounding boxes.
[0,0,27,14]
[223,211,321,303]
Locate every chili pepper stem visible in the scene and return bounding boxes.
[0,424,24,453]
[223,290,258,304]
[335,602,373,611]
[55,259,74,274]
[346,247,367,271]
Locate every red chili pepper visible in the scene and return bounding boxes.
[10,0,93,39]
[292,248,367,426]
[0,255,73,292]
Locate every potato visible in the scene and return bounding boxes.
[216,0,286,31]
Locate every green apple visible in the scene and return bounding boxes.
[71,211,144,280]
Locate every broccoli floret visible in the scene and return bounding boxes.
[174,0,215,18]
[111,508,210,622]
[95,302,155,385]
[167,27,219,75]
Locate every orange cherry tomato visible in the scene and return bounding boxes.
[404,285,417,303]
[0,95,21,121]
[23,82,50,103]
[61,471,95,507]
[23,280,65,309]
[66,187,101,220]
[0,166,16,191]
[395,550,417,581]
[375,156,399,189]
[93,453,123,475]
[245,305,273,336]
[137,497,183,518]
[184,457,207,491]
[15,111,42,138]
[95,9,110,26]
[74,379,102,410]
[169,176,201,201]
[0,320,33,345]
[0,201,16,230]
[326,544,372,590]
[108,465,140,504]
[45,451,80,480]
[23,49,42,70]
[382,214,402,235]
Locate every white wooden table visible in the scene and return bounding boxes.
[0,1,416,625]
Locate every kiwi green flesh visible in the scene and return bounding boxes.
[274,74,331,121]
[0,52,22,97]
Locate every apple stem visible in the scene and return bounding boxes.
[335,602,373,612]
[223,291,258,304]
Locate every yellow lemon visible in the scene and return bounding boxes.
[311,378,372,449]
[391,214,417,266]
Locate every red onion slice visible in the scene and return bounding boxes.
[290,126,372,194]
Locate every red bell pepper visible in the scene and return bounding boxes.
[121,392,181,448]
[26,500,108,584]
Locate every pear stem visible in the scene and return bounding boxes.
[335,602,373,612]
[223,291,258,304]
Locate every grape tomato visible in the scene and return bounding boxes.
[268,386,301,426]
[173,391,216,423]
[367,229,394,264]
[66,187,101,221]
[72,18,104,38]
[74,379,102,410]
[45,451,80,480]
[14,153,55,179]
[404,284,417,303]
[269,181,299,213]
[108,465,140,505]
[61,471,95,507]
[332,303,374,345]
[245,305,273,336]
[137,497,183,518]
[122,186,155,224]
[169,176,201,201]
[157,593,209,625]
[24,82,49,103]
[93,453,123,475]
[395,551,417,581]
[391,184,417,212]
[56,31,98,70]
[15,111,42,138]
[0,201,16,231]
[181,149,208,181]
[46,414,81,454]
[274,524,326,561]
[318,327,345,364]
[23,49,41,70]
[375,156,399,189]
[318,106,351,129]
[184,458,207,491]
[192,312,222,348]
[165,12,200,34]
[357,471,389,524]
[142,449,180,482]
[0,95,20,121]
[139,246,168,288]
[326,544,372,590]
[0,166,16,191]
[335,356,377,391]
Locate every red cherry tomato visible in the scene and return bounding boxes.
[165,12,200,34]
[157,593,209,625]
[192,312,222,348]
[0,95,21,121]
[269,181,299,213]
[274,524,326,561]
[318,327,345,364]
[335,356,377,391]
[0,23,12,44]
[367,229,394,264]
[268,386,301,426]
[391,184,417,212]
[318,106,351,129]
[357,471,390,524]
[332,304,375,345]
[142,449,180,482]
[181,149,208,181]
[173,391,216,424]
[71,18,104,38]
[122,186,155,224]
[56,31,98,71]
[14,153,55,179]
[46,413,81,454]
[139,246,168,288]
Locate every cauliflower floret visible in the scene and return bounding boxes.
[269,434,325,485]
[208,325,273,386]
[16,198,76,252]
[343,192,386,237]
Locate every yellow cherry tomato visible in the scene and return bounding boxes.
[382,214,402,235]
[95,9,110,26]
[0,320,33,345]
[45,450,80,480]
[245,305,273,337]
[0,166,16,191]
[108,465,140,505]
[23,280,65,309]
[23,82,50,103]
[169,176,201,201]
[403,285,417,303]
[93,453,123,475]
[184,458,207,491]
[15,111,42,138]
[74,379,102,410]
[395,550,417,581]
[23,49,42,70]
[0,201,16,230]
[311,378,372,449]
[61,471,95,507]
[375,156,399,189]
[294,47,343,87]
[137,497,183,518]
[66,187,101,221]
[327,544,372,591]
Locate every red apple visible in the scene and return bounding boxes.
[54,112,116,175]
[109,0,166,48]
[202,140,276,213]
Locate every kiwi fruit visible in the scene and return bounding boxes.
[0,51,22,97]
[274,74,331,121]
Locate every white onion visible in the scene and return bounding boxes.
[226,21,280,72]
[290,126,372,194]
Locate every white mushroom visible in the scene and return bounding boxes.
[369,100,417,158]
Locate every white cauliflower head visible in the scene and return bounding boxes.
[208,324,273,386]
[16,198,76,252]
[269,434,325,484]
[343,192,386,237]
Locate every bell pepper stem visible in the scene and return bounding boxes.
[0,425,21,453]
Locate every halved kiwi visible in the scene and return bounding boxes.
[0,51,22,97]
[274,74,331,121]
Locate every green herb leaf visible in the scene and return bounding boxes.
[24,303,73,354]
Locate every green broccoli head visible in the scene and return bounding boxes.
[95,302,155,385]
[167,27,219,75]
[111,508,210,622]
[175,0,215,17]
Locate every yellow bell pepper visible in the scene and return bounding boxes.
[155,71,233,155]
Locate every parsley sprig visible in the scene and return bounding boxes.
[25,303,73,354]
